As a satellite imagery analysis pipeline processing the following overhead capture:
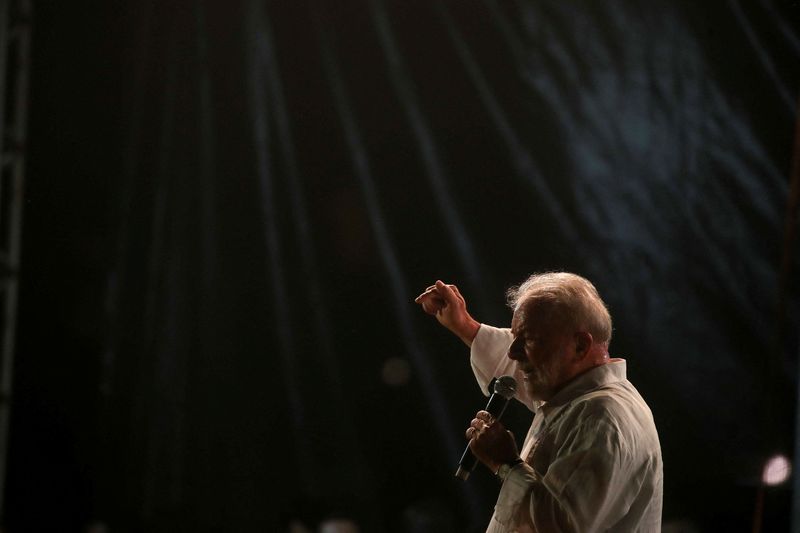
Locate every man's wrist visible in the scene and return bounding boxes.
[457,318,481,347]
[495,458,525,481]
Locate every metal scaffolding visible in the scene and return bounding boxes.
[0,0,31,517]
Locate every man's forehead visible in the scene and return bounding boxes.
[513,298,561,329]
[510,310,524,331]
[514,296,542,316]
[511,298,538,328]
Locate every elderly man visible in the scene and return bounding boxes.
[416,272,662,532]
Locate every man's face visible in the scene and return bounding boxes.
[507,299,574,401]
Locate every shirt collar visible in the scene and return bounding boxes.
[540,359,627,418]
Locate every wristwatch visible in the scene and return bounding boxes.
[495,458,525,481]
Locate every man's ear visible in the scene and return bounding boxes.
[574,331,593,360]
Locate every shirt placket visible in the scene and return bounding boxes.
[521,413,547,465]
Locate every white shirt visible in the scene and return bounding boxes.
[471,325,663,533]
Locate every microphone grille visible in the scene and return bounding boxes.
[493,375,517,399]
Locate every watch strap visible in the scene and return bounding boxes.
[496,458,525,481]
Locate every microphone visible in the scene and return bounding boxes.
[455,375,518,481]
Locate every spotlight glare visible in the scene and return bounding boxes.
[762,454,791,486]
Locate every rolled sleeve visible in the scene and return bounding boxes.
[488,463,538,531]
[470,325,515,395]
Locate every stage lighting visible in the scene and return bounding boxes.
[761,454,791,486]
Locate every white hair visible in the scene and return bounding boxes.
[506,272,613,345]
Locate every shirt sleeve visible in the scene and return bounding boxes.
[470,324,536,410]
[487,462,540,532]
[469,324,515,395]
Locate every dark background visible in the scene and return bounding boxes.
[4,0,800,531]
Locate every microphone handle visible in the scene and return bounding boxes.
[455,391,512,480]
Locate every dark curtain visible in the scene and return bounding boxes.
[6,0,799,532]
